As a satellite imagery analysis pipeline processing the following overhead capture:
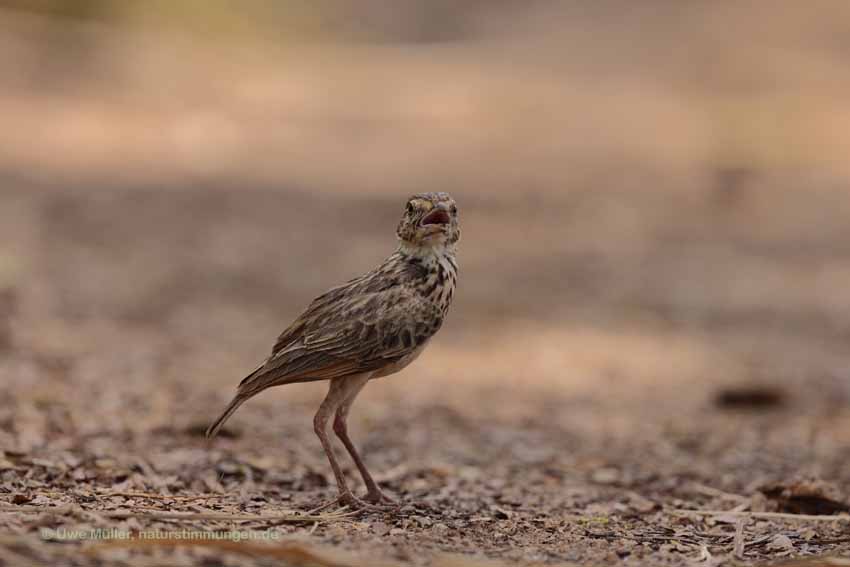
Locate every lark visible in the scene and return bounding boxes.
[207,192,460,509]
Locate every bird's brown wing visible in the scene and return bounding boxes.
[236,285,441,396]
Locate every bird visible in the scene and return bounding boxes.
[207,192,460,509]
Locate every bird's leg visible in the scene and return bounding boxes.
[333,374,398,507]
[314,379,358,506]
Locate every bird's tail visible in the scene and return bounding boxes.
[207,360,318,439]
[207,361,271,439]
[206,393,250,439]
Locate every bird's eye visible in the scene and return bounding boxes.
[406,202,414,213]
[450,204,457,214]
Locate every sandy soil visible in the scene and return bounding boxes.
[1,179,849,566]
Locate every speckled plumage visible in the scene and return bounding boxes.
[207,192,459,509]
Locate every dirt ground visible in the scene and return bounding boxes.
[2,179,850,566]
[2,4,850,566]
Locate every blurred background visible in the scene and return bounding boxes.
[1,1,850,562]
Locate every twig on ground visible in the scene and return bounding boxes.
[0,504,76,515]
[21,490,228,502]
[99,509,358,523]
[0,504,357,524]
[733,518,746,559]
[97,491,229,501]
[674,510,850,522]
[306,499,341,515]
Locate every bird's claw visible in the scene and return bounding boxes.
[363,490,399,508]
[338,491,399,512]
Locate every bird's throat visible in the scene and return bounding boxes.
[397,241,457,312]
[397,239,456,261]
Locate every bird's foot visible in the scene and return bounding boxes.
[337,491,397,513]
[363,489,399,508]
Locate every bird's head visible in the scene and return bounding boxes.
[396,192,460,250]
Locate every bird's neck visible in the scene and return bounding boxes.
[397,240,457,266]
[396,240,458,311]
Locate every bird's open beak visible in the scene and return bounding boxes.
[420,206,451,226]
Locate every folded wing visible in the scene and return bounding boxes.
[236,284,441,397]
